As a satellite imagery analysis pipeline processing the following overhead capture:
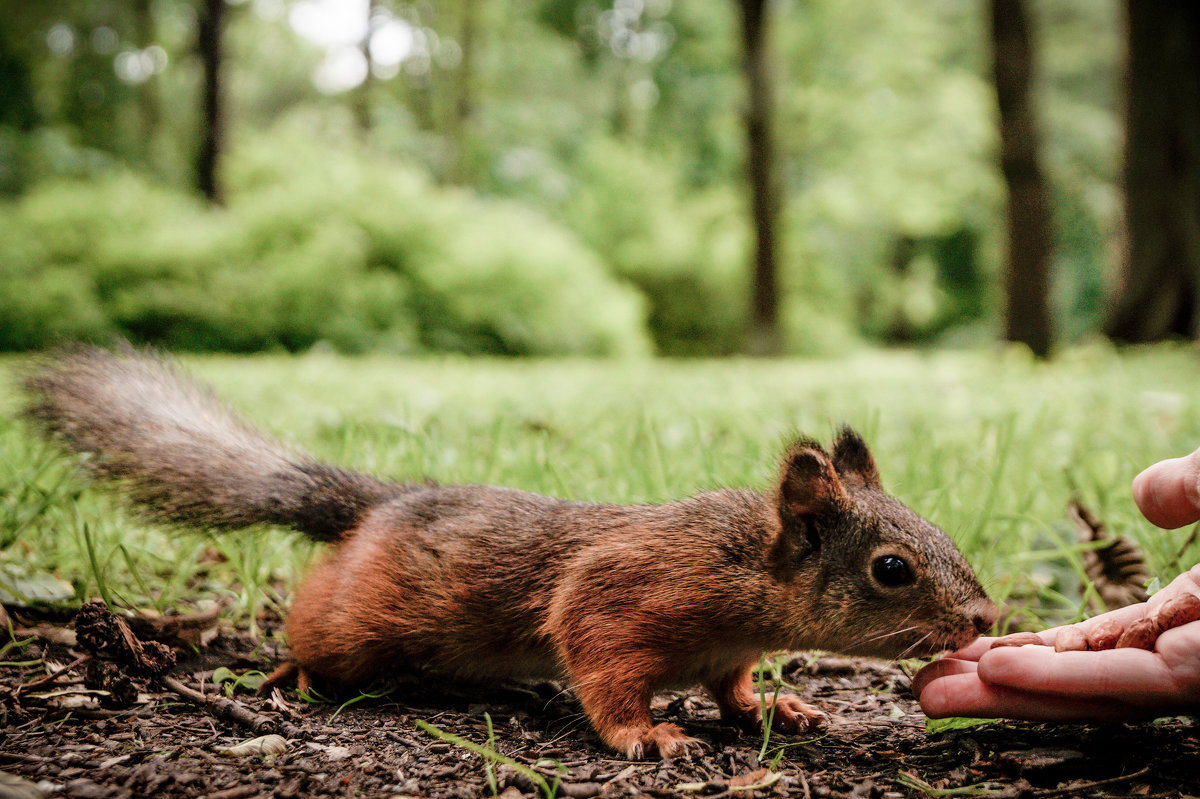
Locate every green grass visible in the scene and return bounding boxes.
[4,342,1200,632]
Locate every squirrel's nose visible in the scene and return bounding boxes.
[966,598,999,635]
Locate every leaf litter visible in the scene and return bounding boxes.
[1,603,1199,798]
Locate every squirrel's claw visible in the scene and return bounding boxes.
[609,722,705,760]
[765,694,828,734]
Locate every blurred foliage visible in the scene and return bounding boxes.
[0,115,650,356]
[561,136,748,355]
[0,0,1123,355]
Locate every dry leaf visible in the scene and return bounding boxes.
[730,768,781,790]
[1070,497,1150,610]
[27,688,104,710]
[305,741,351,760]
[0,770,45,799]
[266,687,301,718]
[220,734,288,757]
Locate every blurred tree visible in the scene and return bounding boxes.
[0,0,1130,355]
[447,0,479,182]
[991,0,1053,357]
[131,0,159,162]
[1105,1,1200,342]
[735,0,781,355]
[196,0,226,204]
[354,0,379,133]
[537,0,675,142]
[0,12,41,195]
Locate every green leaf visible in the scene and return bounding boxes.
[925,716,997,734]
[0,565,75,606]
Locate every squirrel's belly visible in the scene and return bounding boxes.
[442,647,563,682]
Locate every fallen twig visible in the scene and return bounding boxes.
[15,654,91,694]
[161,674,306,740]
[1034,766,1151,799]
[202,785,261,799]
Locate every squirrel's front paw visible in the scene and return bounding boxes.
[731,694,828,734]
[765,694,828,734]
[606,722,705,760]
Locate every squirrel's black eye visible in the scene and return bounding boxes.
[872,555,914,587]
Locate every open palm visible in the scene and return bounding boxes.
[915,565,1200,721]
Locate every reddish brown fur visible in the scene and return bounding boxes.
[26,346,998,759]
[274,465,996,757]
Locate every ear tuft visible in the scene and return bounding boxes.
[778,440,850,520]
[832,426,882,490]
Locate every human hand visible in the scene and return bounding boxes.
[1132,447,1200,529]
[914,565,1200,722]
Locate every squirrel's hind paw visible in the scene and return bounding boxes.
[607,722,705,760]
[259,661,315,696]
[767,694,828,734]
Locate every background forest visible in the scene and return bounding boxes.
[0,0,1190,358]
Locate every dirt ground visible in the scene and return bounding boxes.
[2,607,1199,799]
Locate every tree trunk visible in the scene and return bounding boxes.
[448,0,478,182]
[354,0,376,133]
[1105,1,1200,342]
[735,0,782,355]
[991,0,1053,358]
[196,0,225,205]
[132,0,159,163]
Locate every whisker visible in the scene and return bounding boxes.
[898,632,933,660]
[845,623,920,653]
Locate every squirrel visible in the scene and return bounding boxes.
[24,345,997,759]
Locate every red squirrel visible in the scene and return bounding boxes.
[26,346,997,759]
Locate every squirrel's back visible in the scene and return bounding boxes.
[25,345,405,541]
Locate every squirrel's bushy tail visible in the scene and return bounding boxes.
[24,345,405,542]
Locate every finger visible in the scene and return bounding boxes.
[1171,564,1200,595]
[1074,602,1150,631]
[937,632,1054,663]
[1153,619,1200,672]
[917,671,1156,722]
[946,637,1006,661]
[978,645,1179,705]
[911,657,978,698]
[1132,452,1200,529]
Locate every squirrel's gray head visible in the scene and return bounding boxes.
[769,427,997,658]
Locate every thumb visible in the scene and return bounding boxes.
[1132,451,1200,529]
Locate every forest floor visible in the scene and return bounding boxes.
[2,605,1199,799]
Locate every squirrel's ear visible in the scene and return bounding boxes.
[777,441,851,522]
[831,427,882,490]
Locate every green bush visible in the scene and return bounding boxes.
[0,122,652,357]
[562,137,748,356]
[559,136,867,356]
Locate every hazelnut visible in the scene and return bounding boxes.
[1151,592,1200,631]
[990,632,1045,648]
[1084,618,1124,651]
[1115,617,1161,650]
[1053,625,1089,652]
